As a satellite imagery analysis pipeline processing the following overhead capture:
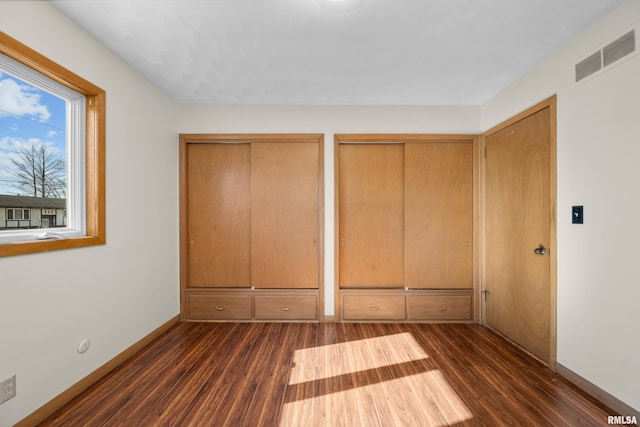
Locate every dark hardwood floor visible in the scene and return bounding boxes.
[38,322,618,426]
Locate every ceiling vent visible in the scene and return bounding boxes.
[575,29,636,83]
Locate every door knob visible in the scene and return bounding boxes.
[534,246,547,256]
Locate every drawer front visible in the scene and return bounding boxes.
[187,294,252,320]
[342,295,406,320]
[409,295,472,320]
[254,296,318,320]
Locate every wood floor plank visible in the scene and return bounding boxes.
[38,323,624,427]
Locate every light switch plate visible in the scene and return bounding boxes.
[572,205,584,224]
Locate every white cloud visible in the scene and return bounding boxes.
[0,135,32,152]
[0,135,20,151]
[0,135,59,154]
[0,77,51,122]
[47,130,57,138]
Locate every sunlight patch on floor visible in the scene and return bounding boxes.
[288,332,428,385]
[281,333,473,426]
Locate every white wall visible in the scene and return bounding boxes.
[3,0,637,424]
[176,104,481,317]
[482,0,640,412]
[0,3,179,425]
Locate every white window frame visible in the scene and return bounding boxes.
[0,53,86,243]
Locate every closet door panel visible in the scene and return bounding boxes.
[339,144,404,287]
[251,142,319,289]
[405,142,473,289]
[187,144,251,287]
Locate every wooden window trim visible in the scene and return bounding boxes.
[0,31,106,257]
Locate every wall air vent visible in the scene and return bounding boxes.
[575,51,602,82]
[575,28,637,83]
[603,30,635,67]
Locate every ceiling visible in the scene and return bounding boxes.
[52,0,624,105]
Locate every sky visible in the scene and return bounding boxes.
[0,71,67,196]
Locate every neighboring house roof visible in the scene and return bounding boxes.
[0,194,66,209]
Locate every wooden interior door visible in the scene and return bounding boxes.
[339,144,404,288]
[251,142,319,289]
[405,142,473,289]
[485,107,551,363]
[187,143,251,287]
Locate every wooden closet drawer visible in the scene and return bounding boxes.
[187,294,252,320]
[342,295,406,320]
[409,295,472,320]
[254,296,318,320]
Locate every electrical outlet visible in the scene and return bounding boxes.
[0,375,16,405]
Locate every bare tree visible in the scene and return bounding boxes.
[7,142,66,198]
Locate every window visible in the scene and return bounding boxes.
[0,72,69,199]
[6,209,30,221]
[0,31,105,256]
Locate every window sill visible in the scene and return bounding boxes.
[0,235,105,257]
